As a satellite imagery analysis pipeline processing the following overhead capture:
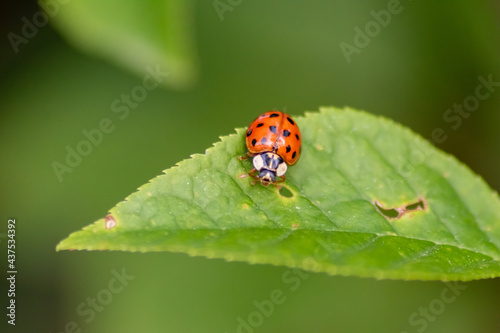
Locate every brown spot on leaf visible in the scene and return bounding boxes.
[105,214,117,229]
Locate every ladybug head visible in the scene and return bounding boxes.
[252,152,287,185]
[258,169,276,185]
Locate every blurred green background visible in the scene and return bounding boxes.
[1,1,500,332]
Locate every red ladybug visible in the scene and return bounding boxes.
[242,111,302,186]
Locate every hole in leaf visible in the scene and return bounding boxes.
[373,204,400,218]
[373,198,426,219]
[406,201,425,211]
[279,186,294,198]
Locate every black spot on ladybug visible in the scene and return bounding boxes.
[287,117,295,125]
[246,129,252,137]
[295,134,300,140]
[270,113,280,118]
[261,137,268,144]
[283,130,290,137]
[257,123,264,128]
[269,125,277,133]
[292,151,297,159]
[286,145,291,153]
[251,139,257,146]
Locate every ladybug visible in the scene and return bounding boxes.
[242,111,302,186]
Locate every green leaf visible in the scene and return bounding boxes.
[47,0,198,89]
[57,107,500,281]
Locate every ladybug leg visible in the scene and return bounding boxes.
[248,168,259,178]
[239,168,258,178]
[275,175,286,183]
[238,152,255,161]
[239,168,258,184]
[270,176,285,190]
[246,169,259,186]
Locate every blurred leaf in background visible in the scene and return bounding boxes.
[48,0,198,89]
[1,1,500,333]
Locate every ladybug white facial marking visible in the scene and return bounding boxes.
[276,160,287,177]
[252,154,265,171]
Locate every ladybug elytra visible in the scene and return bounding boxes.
[241,111,302,186]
